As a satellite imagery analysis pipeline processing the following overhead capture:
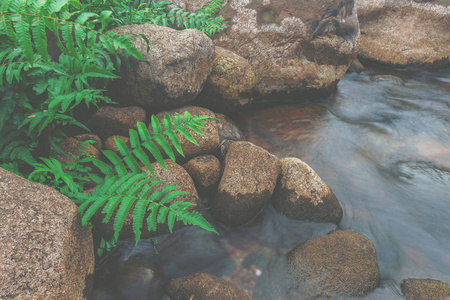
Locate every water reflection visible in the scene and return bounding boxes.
[93,68,450,299]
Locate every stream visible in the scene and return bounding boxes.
[92,66,450,299]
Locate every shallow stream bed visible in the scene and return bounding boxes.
[93,66,450,300]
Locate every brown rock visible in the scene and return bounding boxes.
[211,141,281,227]
[0,168,94,299]
[208,0,359,99]
[72,133,102,151]
[401,278,450,300]
[183,155,221,195]
[108,24,214,110]
[166,273,250,300]
[214,113,247,161]
[273,157,343,224]
[286,230,381,297]
[153,106,219,160]
[357,0,450,67]
[50,135,100,166]
[199,46,256,112]
[86,106,146,139]
[103,135,130,155]
[347,57,366,73]
[91,159,204,240]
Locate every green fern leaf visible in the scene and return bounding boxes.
[164,130,183,156]
[153,134,175,162]
[113,195,135,241]
[132,199,149,244]
[177,126,199,146]
[31,17,48,62]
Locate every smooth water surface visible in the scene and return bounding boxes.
[93,67,450,299]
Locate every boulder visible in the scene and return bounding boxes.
[91,159,204,240]
[401,278,450,300]
[103,135,130,155]
[211,141,281,227]
[199,46,256,112]
[183,155,221,196]
[166,273,250,300]
[108,24,214,110]
[86,106,146,139]
[209,0,359,99]
[153,106,219,161]
[214,113,247,161]
[357,0,450,67]
[50,134,100,166]
[285,230,380,298]
[0,168,94,299]
[273,157,343,224]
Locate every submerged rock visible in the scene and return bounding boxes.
[211,0,359,99]
[108,24,214,110]
[166,273,250,300]
[357,0,450,67]
[86,106,146,139]
[286,230,380,297]
[401,278,450,300]
[0,168,94,299]
[183,155,222,196]
[273,157,343,224]
[211,141,281,227]
[199,46,256,112]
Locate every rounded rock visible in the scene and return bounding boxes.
[273,157,343,224]
[211,141,281,227]
[401,278,450,300]
[183,155,221,196]
[286,230,381,297]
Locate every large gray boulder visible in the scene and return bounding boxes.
[177,0,359,99]
[167,273,250,300]
[357,0,450,67]
[273,157,343,224]
[0,168,94,299]
[108,24,215,110]
[211,141,281,227]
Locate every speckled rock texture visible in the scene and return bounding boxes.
[199,46,256,112]
[86,106,146,139]
[401,278,450,300]
[273,157,343,224]
[0,168,94,299]
[50,134,101,166]
[357,0,450,67]
[166,273,250,300]
[91,159,204,240]
[211,141,281,227]
[175,0,359,99]
[108,24,214,110]
[183,155,222,195]
[286,230,381,298]
[214,113,247,161]
[153,106,219,160]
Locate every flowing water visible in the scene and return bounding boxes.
[93,66,450,299]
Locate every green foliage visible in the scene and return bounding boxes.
[150,0,226,36]
[31,113,218,248]
[0,0,145,173]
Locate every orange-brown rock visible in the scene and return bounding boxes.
[0,168,94,299]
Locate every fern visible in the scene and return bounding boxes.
[150,0,226,36]
[0,0,146,170]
